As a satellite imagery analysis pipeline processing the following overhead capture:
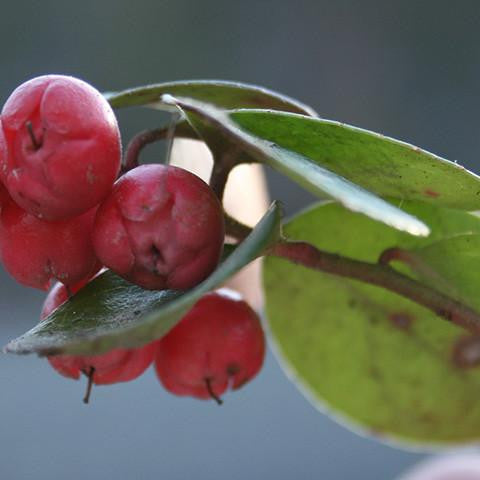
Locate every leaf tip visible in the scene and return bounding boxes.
[161,93,177,106]
[405,219,430,237]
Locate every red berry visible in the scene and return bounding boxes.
[0,75,121,220]
[0,191,99,290]
[92,164,225,290]
[42,280,156,403]
[0,116,6,171]
[154,289,265,403]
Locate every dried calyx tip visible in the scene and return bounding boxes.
[83,367,95,404]
[25,121,41,150]
[205,377,223,406]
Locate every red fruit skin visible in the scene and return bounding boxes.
[0,194,99,290]
[154,289,265,401]
[42,281,156,385]
[0,117,6,173]
[92,164,225,290]
[0,75,121,220]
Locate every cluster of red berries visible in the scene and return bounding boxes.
[0,75,265,403]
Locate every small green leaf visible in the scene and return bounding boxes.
[264,200,480,445]
[161,95,429,237]
[231,110,480,210]
[105,80,316,116]
[5,202,282,357]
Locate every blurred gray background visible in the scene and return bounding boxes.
[1,1,480,479]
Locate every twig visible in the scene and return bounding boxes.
[223,219,480,333]
[209,147,243,201]
[122,127,169,173]
[271,240,480,334]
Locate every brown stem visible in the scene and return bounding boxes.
[379,247,414,266]
[205,377,223,405]
[83,367,95,404]
[271,240,480,334]
[122,127,169,173]
[379,246,453,291]
[213,153,480,334]
[209,147,242,201]
[224,214,252,240]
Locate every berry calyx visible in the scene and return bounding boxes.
[41,280,156,403]
[154,289,265,403]
[0,75,121,220]
[92,164,225,290]
[0,192,99,290]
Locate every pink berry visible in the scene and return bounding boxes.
[154,289,265,404]
[92,164,225,290]
[42,280,156,403]
[0,75,121,220]
[0,190,99,290]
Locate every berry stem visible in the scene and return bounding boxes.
[209,147,242,201]
[122,127,169,173]
[205,377,223,405]
[224,214,252,239]
[83,367,95,404]
[122,121,199,174]
[25,121,41,150]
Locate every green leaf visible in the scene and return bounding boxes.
[105,80,316,116]
[231,109,480,210]
[161,95,429,237]
[5,202,282,357]
[411,235,480,311]
[264,200,480,446]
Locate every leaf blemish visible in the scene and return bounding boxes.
[452,335,480,369]
[423,189,440,198]
[388,312,414,331]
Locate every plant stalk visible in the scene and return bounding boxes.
[224,217,480,334]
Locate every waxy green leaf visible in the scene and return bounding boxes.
[5,203,282,356]
[161,95,429,237]
[231,110,480,210]
[105,80,316,116]
[264,200,480,446]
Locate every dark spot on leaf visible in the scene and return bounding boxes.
[452,335,480,369]
[368,367,382,380]
[388,312,414,331]
[133,310,141,315]
[247,94,275,108]
[423,189,440,198]
[419,412,437,424]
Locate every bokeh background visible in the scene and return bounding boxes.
[1,1,480,479]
